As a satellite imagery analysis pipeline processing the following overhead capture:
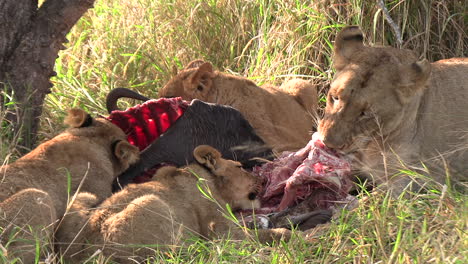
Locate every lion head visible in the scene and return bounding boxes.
[159,61,216,101]
[65,108,139,172]
[193,145,261,210]
[318,26,431,155]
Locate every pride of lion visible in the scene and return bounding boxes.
[1,26,466,262]
[55,145,291,263]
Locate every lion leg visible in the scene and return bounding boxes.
[55,192,99,263]
[378,174,426,198]
[0,188,57,263]
[279,79,318,118]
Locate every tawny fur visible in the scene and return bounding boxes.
[159,60,319,152]
[56,145,291,263]
[318,26,468,193]
[0,109,139,263]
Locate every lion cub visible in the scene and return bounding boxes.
[0,109,139,263]
[57,145,291,263]
[159,60,318,152]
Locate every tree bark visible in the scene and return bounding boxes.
[0,0,95,152]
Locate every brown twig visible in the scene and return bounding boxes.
[377,0,403,47]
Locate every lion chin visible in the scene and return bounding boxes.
[236,199,261,211]
[318,26,468,194]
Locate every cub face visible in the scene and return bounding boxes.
[159,61,216,101]
[193,145,261,210]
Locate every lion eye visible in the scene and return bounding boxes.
[360,110,371,119]
[248,192,257,200]
[330,95,340,104]
[197,85,204,91]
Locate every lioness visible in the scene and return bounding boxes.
[318,26,467,193]
[158,60,318,152]
[0,109,139,263]
[56,145,291,263]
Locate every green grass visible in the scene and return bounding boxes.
[27,184,464,264]
[1,0,467,263]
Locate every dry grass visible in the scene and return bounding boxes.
[0,0,466,263]
[43,0,467,124]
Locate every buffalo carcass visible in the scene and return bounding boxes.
[106,88,333,230]
[107,92,273,190]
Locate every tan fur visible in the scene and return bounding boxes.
[56,145,291,263]
[0,109,139,263]
[159,60,319,152]
[318,26,468,193]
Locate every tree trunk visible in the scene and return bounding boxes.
[0,0,95,152]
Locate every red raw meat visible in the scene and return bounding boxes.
[107,97,188,151]
[253,132,352,212]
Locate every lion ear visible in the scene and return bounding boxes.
[334,26,364,69]
[112,140,139,167]
[396,59,431,103]
[193,145,222,171]
[188,62,215,92]
[171,65,178,77]
[184,59,207,70]
[64,108,93,128]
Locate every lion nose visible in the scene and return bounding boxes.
[322,135,345,150]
